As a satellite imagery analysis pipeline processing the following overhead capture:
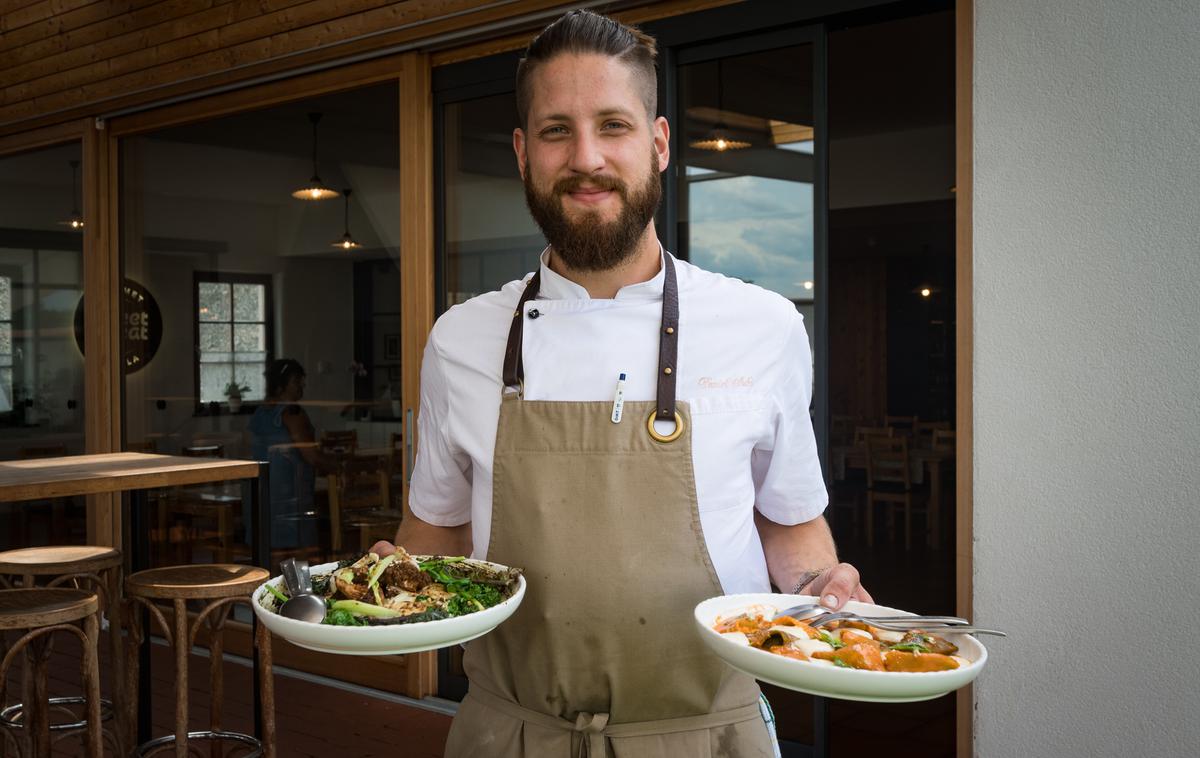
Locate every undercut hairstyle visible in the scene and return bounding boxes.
[515,10,659,129]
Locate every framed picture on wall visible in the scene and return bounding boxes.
[384,334,400,360]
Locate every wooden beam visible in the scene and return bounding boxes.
[955,0,974,755]
[398,49,437,697]
[82,115,119,546]
[430,0,745,67]
[0,117,82,153]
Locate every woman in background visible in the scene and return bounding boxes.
[247,358,332,550]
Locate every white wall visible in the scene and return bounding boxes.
[974,2,1200,756]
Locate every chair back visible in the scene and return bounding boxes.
[866,436,910,489]
[932,429,956,451]
[328,457,388,553]
[853,426,893,446]
[884,415,919,435]
[319,430,358,456]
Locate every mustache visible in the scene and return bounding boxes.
[551,174,627,197]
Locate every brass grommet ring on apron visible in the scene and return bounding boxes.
[646,410,685,443]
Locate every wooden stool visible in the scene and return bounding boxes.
[0,589,103,758]
[0,547,125,754]
[124,564,275,758]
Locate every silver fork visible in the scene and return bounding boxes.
[809,613,1006,636]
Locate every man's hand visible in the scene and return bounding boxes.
[801,563,873,610]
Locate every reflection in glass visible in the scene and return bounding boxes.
[121,82,402,568]
[0,142,87,548]
[679,45,816,352]
[442,93,544,307]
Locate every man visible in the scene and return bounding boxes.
[372,10,870,756]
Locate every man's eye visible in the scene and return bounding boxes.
[602,122,629,131]
[541,126,567,137]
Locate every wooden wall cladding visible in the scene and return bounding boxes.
[0,0,573,134]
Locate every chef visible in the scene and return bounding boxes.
[372,10,871,757]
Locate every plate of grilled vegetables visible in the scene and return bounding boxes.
[253,548,525,655]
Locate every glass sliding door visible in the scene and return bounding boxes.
[0,142,88,549]
[119,81,402,568]
[677,39,820,359]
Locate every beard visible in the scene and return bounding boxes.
[523,151,662,272]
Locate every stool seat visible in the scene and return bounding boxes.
[0,546,122,575]
[126,564,269,600]
[0,588,99,630]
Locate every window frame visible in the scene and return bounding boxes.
[192,270,274,413]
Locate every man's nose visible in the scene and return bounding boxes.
[566,130,605,175]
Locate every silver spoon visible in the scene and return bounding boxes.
[278,558,327,623]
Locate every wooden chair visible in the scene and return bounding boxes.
[884,415,919,436]
[0,547,125,756]
[318,430,358,456]
[932,428,956,451]
[124,564,275,758]
[865,436,930,550]
[328,458,400,556]
[0,588,104,757]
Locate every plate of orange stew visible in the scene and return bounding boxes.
[694,594,989,703]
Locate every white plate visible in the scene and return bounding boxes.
[694,593,988,703]
[252,560,526,656]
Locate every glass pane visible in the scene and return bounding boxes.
[233,323,264,353]
[0,142,87,548]
[200,363,232,403]
[198,282,230,321]
[121,81,401,584]
[199,322,231,352]
[679,45,816,357]
[234,362,265,401]
[442,93,545,307]
[233,283,264,321]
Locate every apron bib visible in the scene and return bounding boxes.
[444,256,773,758]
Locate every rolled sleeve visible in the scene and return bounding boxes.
[407,336,473,526]
[752,311,828,524]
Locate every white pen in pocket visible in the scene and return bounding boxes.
[611,373,627,424]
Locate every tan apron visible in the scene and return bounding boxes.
[444,256,773,758]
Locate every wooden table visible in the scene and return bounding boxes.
[0,452,271,746]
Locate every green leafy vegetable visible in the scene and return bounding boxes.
[366,553,397,590]
[329,599,401,619]
[832,658,851,668]
[888,643,931,654]
[265,583,289,604]
[445,581,503,617]
[325,608,367,626]
[818,632,844,649]
[367,608,451,626]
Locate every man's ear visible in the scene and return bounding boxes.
[653,116,670,173]
[513,128,528,180]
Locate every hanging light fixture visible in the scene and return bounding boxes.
[690,59,750,152]
[331,188,362,249]
[292,112,338,201]
[57,159,84,230]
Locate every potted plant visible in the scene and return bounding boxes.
[223,382,250,413]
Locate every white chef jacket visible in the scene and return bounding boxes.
[409,248,828,594]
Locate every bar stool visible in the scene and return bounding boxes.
[0,588,103,757]
[124,564,275,757]
[0,546,125,754]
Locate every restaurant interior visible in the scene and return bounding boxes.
[0,3,958,756]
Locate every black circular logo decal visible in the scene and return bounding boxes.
[74,278,163,374]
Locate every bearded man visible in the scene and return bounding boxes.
[372,9,869,757]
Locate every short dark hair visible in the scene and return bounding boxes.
[515,10,658,129]
[264,358,305,398]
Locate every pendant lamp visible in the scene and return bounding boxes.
[331,188,362,249]
[56,159,85,230]
[292,112,339,201]
[690,59,750,152]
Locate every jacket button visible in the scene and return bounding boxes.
[527,308,540,319]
